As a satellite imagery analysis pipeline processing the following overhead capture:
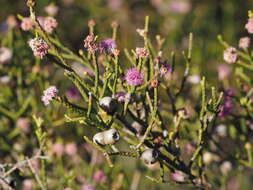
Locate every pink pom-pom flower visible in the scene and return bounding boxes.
[245,18,253,34]
[223,47,237,64]
[41,86,58,106]
[125,67,144,86]
[29,37,50,59]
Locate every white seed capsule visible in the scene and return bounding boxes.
[140,148,158,165]
[93,128,120,146]
[99,96,117,115]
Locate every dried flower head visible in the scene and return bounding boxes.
[41,86,58,106]
[111,21,119,28]
[88,19,96,27]
[239,37,251,49]
[151,78,159,88]
[136,47,149,58]
[29,37,50,59]
[245,18,253,33]
[84,34,98,52]
[99,38,117,54]
[223,47,237,64]
[125,67,144,86]
[21,17,34,31]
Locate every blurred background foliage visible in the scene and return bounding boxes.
[1,0,252,81]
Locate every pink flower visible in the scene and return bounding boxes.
[169,0,191,14]
[65,142,77,156]
[43,17,58,33]
[239,37,250,49]
[38,17,58,33]
[64,188,73,190]
[41,86,58,106]
[83,67,95,76]
[115,92,128,103]
[217,64,232,80]
[245,18,253,33]
[171,171,186,182]
[16,117,31,134]
[187,75,200,84]
[29,37,50,59]
[136,47,149,58]
[125,68,144,86]
[23,179,34,190]
[0,47,12,64]
[99,38,117,54]
[93,170,107,184]
[21,17,34,31]
[84,35,98,52]
[218,89,234,118]
[107,0,122,10]
[44,4,59,16]
[160,62,172,77]
[183,143,196,154]
[81,184,96,190]
[223,47,237,64]
[52,142,65,156]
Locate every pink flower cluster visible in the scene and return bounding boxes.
[125,67,144,86]
[52,142,78,156]
[81,184,96,190]
[21,17,34,31]
[29,37,50,59]
[84,35,98,52]
[218,89,234,118]
[217,64,231,80]
[136,47,149,58]
[223,47,237,64]
[160,62,172,77]
[93,170,107,184]
[99,38,117,54]
[38,16,58,33]
[41,86,58,106]
[239,37,251,49]
[0,47,12,64]
[245,18,253,33]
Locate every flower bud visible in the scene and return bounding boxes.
[99,96,117,115]
[93,129,120,146]
[140,148,158,165]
